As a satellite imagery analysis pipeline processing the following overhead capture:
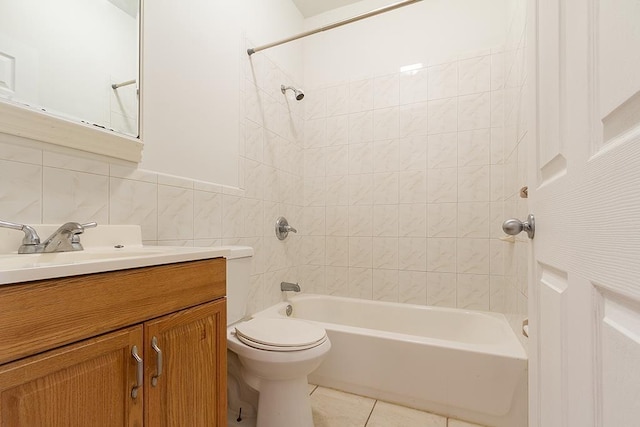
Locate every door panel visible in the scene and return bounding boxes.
[531,0,640,425]
[145,299,227,427]
[0,327,143,427]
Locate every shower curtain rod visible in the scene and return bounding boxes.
[247,0,423,56]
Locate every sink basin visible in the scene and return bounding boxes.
[0,225,231,285]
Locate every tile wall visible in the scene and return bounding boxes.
[296,47,509,312]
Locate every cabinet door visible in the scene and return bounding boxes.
[145,299,227,427]
[0,326,144,427]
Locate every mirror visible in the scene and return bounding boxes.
[0,0,143,162]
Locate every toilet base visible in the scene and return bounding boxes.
[255,377,313,427]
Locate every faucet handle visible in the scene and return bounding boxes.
[70,222,98,247]
[0,219,41,247]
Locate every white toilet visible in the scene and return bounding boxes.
[225,246,331,427]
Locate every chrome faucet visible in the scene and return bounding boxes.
[281,281,301,292]
[0,220,97,253]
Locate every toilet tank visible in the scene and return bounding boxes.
[225,246,254,325]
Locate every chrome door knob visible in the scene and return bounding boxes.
[502,214,535,239]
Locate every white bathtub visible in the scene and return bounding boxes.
[253,294,528,427]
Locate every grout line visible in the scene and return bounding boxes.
[363,400,377,426]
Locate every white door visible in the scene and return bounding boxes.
[529,0,640,426]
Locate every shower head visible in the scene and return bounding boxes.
[281,85,305,101]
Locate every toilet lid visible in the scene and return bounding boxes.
[235,318,327,351]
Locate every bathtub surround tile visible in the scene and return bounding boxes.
[427,272,457,308]
[348,205,373,236]
[326,115,349,146]
[0,159,42,223]
[457,129,491,167]
[427,203,457,238]
[399,102,428,138]
[43,167,109,224]
[326,84,349,117]
[458,92,491,131]
[348,175,373,206]
[348,143,373,174]
[427,62,458,100]
[457,202,490,238]
[325,145,349,176]
[399,271,428,305]
[399,135,428,171]
[457,274,490,310]
[325,266,349,296]
[326,236,349,266]
[457,239,490,274]
[458,55,491,96]
[325,176,347,206]
[373,107,400,141]
[349,237,372,268]
[373,140,400,173]
[349,79,374,113]
[426,238,457,273]
[427,168,457,203]
[372,205,399,237]
[311,387,375,427]
[373,173,399,205]
[427,97,457,135]
[399,204,427,237]
[398,237,427,271]
[0,138,43,164]
[326,206,349,236]
[458,166,490,202]
[400,68,428,104]
[348,268,373,299]
[374,74,400,109]
[367,401,447,427]
[398,171,427,204]
[372,269,399,302]
[372,237,399,269]
[427,132,457,169]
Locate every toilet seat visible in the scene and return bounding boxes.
[235,318,327,352]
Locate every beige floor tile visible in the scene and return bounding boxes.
[367,401,447,427]
[311,387,376,427]
[448,418,486,427]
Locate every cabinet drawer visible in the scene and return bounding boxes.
[0,258,225,365]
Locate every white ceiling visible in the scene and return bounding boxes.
[291,0,364,18]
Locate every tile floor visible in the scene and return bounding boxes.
[309,385,486,427]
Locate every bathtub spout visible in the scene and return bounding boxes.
[281,282,301,292]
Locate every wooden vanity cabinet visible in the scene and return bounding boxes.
[0,258,227,427]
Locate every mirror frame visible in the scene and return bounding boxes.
[0,0,144,163]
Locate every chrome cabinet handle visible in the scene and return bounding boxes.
[151,336,163,387]
[131,345,143,399]
[502,214,535,239]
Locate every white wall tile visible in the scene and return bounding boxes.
[458,92,491,131]
[326,236,349,266]
[348,205,373,236]
[373,140,400,173]
[399,135,428,171]
[400,68,428,104]
[348,174,373,205]
[325,176,347,206]
[373,107,399,141]
[349,79,374,113]
[326,266,349,296]
[457,274,490,310]
[398,171,427,203]
[458,129,491,167]
[457,238,490,274]
[458,55,491,95]
[43,168,109,224]
[373,173,399,205]
[399,204,427,237]
[326,115,349,146]
[372,205,399,237]
[427,97,458,135]
[427,203,457,238]
[348,267,373,299]
[399,270,427,305]
[372,237,399,269]
[348,143,373,174]
[457,202,490,238]
[428,62,458,100]
[157,184,194,240]
[0,159,42,223]
[458,165,490,202]
[110,177,158,241]
[373,269,399,302]
[326,83,349,117]
[427,132,458,169]
[326,206,349,236]
[398,237,427,271]
[427,272,457,307]
[44,151,109,176]
[427,168,457,203]
[399,102,428,137]
[374,74,400,109]
[427,238,457,272]
[348,111,374,143]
